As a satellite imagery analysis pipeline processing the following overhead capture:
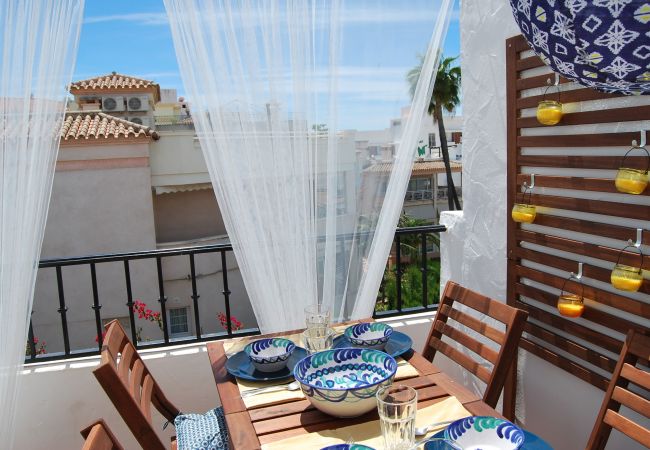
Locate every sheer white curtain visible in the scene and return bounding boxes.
[164,0,454,332]
[0,0,84,445]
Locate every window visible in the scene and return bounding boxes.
[169,307,189,335]
[428,133,436,148]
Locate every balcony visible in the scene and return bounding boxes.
[154,115,195,131]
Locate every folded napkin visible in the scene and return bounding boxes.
[223,327,419,409]
[261,396,471,449]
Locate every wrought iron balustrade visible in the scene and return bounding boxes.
[27,224,445,363]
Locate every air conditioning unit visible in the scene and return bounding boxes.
[101,96,125,112]
[127,116,152,127]
[127,95,150,112]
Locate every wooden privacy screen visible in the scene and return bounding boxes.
[505,34,650,394]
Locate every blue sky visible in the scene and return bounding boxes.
[76,0,460,130]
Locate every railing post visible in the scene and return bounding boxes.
[220,251,232,335]
[90,263,103,349]
[395,235,403,312]
[156,257,170,343]
[28,319,36,360]
[123,260,138,347]
[420,232,428,307]
[189,253,201,339]
[55,266,71,356]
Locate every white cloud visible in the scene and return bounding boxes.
[84,12,168,26]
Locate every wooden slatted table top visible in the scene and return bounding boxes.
[207,323,503,449]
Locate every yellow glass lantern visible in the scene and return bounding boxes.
[611,245,644,292]
[557,274,585,318]
[511,185,536,223]
[615,145,649,194]
[536,85,563,126]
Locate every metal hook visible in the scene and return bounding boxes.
[632,129,647,148]
[628,228,643,248]
[571,262,584,280]
[523,174,535,190]
[546,72,560,87]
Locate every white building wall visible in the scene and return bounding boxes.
[439,2,646,449]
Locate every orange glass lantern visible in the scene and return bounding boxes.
[511,185,536,223]
[615,145,649,194]
[611,245,644,292]
[557,274,585,318]
[536,85,563,126]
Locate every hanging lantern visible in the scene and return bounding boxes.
[509,1,650,96]
[611,245,644,292]
[615,145,649,195]
[557,274,585,318]
[536,84,562,126]
[511,184,536,223]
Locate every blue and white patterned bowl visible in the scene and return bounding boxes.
[294,348,397,418]
[344,323,393,350]
[444,416,525,450]
[244,338,296,373]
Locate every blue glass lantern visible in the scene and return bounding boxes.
[509,1,650,95]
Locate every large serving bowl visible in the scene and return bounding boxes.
[444,416,525,450]
[294,348,397,418]
[244,338,295,373]
[344,323,393,350]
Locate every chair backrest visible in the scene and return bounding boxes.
[422,281,528,408]
[93,320,180,450]
[80,419,124,450]
[586,330,650,450]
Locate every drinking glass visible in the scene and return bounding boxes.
[304,303,331,329]
[377,385,418,450]
[301,326,335,353]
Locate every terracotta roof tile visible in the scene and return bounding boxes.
[70,72,158,92]
[60,112,159,143]
[366,159,462,176]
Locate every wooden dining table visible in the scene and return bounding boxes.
[207,322,504,449]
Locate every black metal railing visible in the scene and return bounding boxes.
[374,224,446,319]
[26,224,445,363]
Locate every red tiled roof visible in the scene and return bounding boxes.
[366,159,462,176]
[60,112,158,143]
[70,72,157,91]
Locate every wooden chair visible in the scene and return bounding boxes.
[422,281,528,408]
[80,419,124,450]
[93,320,180,450]
[586,330,650,450]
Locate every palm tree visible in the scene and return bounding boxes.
[407,55,461,210]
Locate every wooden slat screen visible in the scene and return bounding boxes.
[506,34,650,391]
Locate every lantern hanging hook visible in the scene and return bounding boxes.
[523,173,535,190]
[628,228,643,248]
[547,72,560,87]
[632,129,647,148]
[571,262,584,280]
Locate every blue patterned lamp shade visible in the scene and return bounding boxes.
[509,0,650,95]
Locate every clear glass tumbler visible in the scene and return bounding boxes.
[377,385,418,450]
[304,303,331,329]
[301,326,335,353]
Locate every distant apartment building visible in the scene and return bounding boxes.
[32,73,254,356]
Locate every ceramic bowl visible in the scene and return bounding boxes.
[244,338,296,373]
[293,348,397,418]
[320,445,375,450]
[344,323,393,350]
[444,416,525,450]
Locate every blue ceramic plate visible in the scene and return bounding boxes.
[424,426,553,450]
[320,445,375,450]
[333,330,412,358]
[226,346,308,382]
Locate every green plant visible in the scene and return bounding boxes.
[407,55,462,211]
[376,259,441,312]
